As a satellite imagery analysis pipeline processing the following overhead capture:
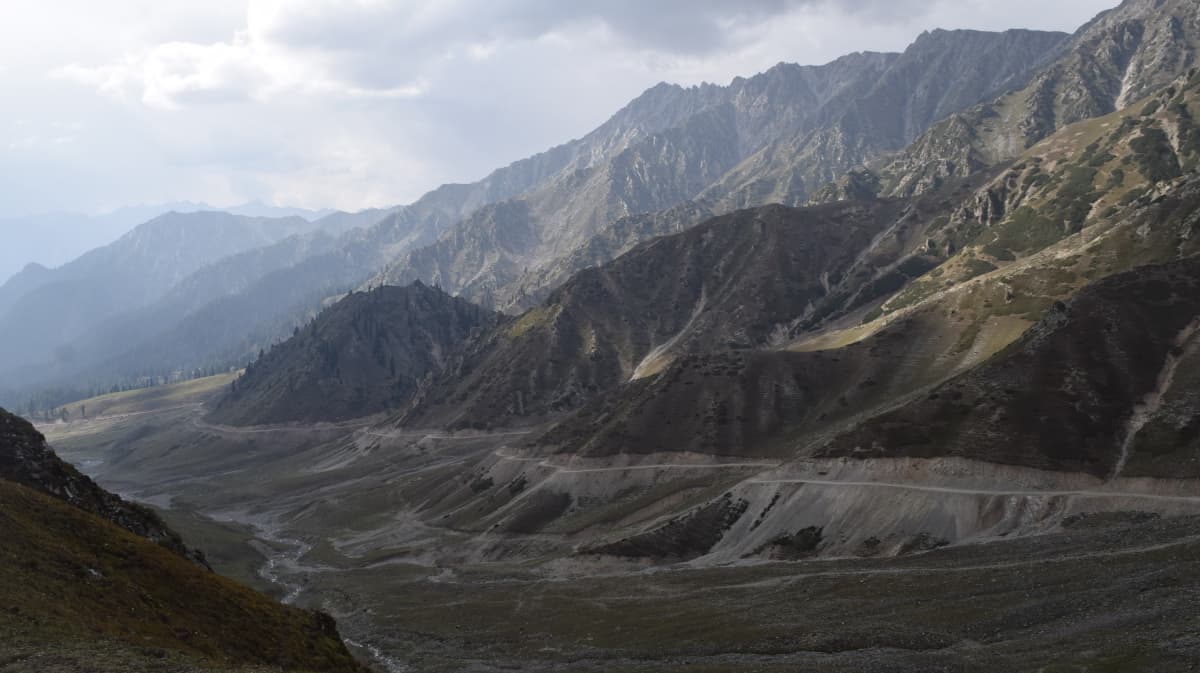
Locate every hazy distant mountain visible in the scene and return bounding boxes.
[0,28,1072,404]
[0,211,321,375]
[13,0,1200,421]
[17,61,801,393]
[214,200,336,221]
[0,207,403,398]
[0,200,335,286]
[235,36,1200,449]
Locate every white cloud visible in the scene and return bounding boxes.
[3,0,1119,217]
[53,26,429,110]
[47,1,980,110]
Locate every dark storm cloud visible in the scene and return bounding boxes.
[258,0,921,58]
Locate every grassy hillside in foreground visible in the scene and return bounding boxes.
[0,479,366,673]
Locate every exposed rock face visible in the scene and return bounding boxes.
[705,29,1070,211]
[374,29,1069,313]
[500,200,719,312]
[396,200,927,429]
[228,68,1200,458]
[881,0,1200,197]
[0,408,205,565]
[3,57,752,398]
[526,73,1200,465]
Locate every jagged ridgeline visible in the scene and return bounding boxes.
[6,0,1198,422]
[530,68,1200,463]
[0,409,366,672]
[221,63,1200,446]
[373,28,1072,313]
[393,196,942,430]
[878,0,1200,196]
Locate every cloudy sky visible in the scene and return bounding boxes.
[1,0,1117,217]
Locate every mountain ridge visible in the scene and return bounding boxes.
[209,283,501,426]
[373,28,1070,314]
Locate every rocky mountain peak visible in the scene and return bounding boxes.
[208,282,501,426]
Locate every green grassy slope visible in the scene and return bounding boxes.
[0,479,366,673]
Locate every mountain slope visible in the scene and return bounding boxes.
[209,283,499,426]
[529,71,1200,466]
[0,406,365,671]
[68,229,345,369]
[880,0,1200,197]
[0,480,365,672]
[375,29,1067,314]
[0,25,1076,406]
[703,28,1070,211]
[394,199,936,429]
[0,200,331,290]
[5,70,759,401]
[817,258,1200,478]
[0,409,202,563]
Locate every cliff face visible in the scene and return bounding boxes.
[881,0,1200,197]
[374,29,1069,314]
[703,28,1071,211]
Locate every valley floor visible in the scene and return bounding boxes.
[42,403,1200,673]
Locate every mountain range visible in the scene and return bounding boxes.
[8,0,1200,670]
[0,201,334,287]
[373,28,1071,313]
[0,21,1098,409]
[194,0,1200,523]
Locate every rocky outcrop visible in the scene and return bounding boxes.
[374,29,1069,314]
[881,0,1200,198]
[706,28,1069,211]
[0,408,206,565]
